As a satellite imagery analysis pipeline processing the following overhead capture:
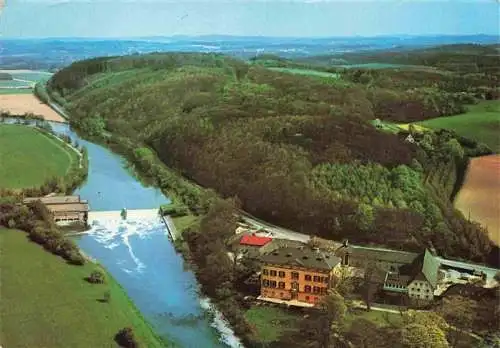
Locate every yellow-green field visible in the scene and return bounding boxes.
[0,228,166,348]
[0,124,77,189]
[397,123,430,132]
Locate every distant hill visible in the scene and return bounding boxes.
[1,35,498,71]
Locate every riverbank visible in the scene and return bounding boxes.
[0,119,88,196]
[40,87,248,346]
[0,228,167,347]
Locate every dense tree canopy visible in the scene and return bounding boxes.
[48,51,496,264]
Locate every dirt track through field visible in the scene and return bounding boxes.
[0,94,66,123]
[455,155,500,245]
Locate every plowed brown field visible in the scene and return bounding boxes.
[455,155,500,245]
[0,94,65,123]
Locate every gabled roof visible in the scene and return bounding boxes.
[23,195,86,205]
[261,246,341,271]
[240,234,272,247]
[401,249,440,288]
[337,245,418,265]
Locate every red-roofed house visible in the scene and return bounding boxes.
[240,234,273,247]
[230,233,275,261]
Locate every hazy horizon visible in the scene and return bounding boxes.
[1,0,498,38]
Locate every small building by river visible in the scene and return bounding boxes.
[23,195,89,225]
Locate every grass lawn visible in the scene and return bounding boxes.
[0,228,167,348]
[344,308,403,329]
[0,124,77,189]
[417,100,500,152]
[171,215,199,234]
[244,305,300,343]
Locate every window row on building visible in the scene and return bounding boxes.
[304,275,329,283]
[385,283,406,289]
[262,268,328,283]
[409,287,430,293]
[304,285,328,295]
[262,280,286,289]
[262,269,287,278]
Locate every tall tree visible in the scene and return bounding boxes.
[438,295,477,346]
[400,311,449,348]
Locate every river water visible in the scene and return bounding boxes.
[45,122,241,348]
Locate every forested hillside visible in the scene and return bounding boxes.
[301,44,500,73]
[259,45,500,123]
[47,51,496,265]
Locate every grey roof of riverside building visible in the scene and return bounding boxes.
[23,195,86,205]
[260,246,341,271]
[399,249,441,288]
[349,246,418,264]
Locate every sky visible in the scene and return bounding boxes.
[0,0,498,38]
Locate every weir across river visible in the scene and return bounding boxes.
[68,209,177,241]
[88,209,159,221]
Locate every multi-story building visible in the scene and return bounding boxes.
[384,249,441,302]
[335,240,440,302]
[23,195,89,225]
[259,246,342,305]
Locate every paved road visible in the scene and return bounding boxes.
[237,211,311,243]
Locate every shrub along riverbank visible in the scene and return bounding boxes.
[0,192,169,347]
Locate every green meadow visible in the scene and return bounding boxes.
[0,124,77,189]
[0,228,167,348]
[418,100,500,153]
[244,305,299,343]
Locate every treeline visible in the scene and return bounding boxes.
[184,198,258,346]
[0,198,86,264]
[49,52,496,265]
[303,43,500,74]
[345,69,498,123]
[256,56,498,123]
